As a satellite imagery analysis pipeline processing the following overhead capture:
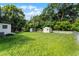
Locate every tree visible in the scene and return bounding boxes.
[41,3,79,22]
[27,3,79,31]
[41,3,60,21]
[1,4,26,32]
[29,16,42,30]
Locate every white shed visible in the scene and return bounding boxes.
[30,28,35,32]
[30,28,33,32]
[0,23,11,35]
[43,27,52,33]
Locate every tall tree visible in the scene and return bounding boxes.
[41,3,79,22]
[1,4,26,32]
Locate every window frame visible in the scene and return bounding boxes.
[2,25,8,29]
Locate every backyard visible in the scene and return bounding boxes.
[0,32,78,56]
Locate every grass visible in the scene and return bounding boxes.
[0,32,78,56]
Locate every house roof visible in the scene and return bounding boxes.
[43,27,52,30]
[0,23,11,25]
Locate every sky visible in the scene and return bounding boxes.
[0,3,48,20]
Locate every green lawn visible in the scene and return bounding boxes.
[0,32,79,56]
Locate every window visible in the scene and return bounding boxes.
[2,25,7,29]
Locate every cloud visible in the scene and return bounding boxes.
[24,8,43,20]
[27,5,36,10]
[0,5,44,20]
[20,5,38,11]
[20,5,43,20]
[20,6,27,10]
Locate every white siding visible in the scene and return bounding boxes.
[0,23,11,34]
[43,27,52,33]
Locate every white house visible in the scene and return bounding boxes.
[43,27,52,33]
[0,23,11,35]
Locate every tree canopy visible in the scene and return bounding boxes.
[1,4,79,32]
[27,3,79,31]
[41,3,79,22]
[0,4,26,32]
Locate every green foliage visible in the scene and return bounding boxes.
[23,21,29,32]
[43,21,52,27]
[42,3,79,22]
[54,21,72,31]
[26,3,79,32]
[0,4,26,32]
[72,19,79,32]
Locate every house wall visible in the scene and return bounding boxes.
[0,23,11,35]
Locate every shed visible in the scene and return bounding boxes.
[43,27,52,33]
[0,23,11,35]
[30,28,35,32]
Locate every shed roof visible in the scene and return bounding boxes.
[44,27,51,29]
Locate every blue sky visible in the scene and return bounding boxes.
[0,3,48,20]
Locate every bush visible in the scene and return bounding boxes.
[24,18,79,31]
[73,19,79,32]
[54,21,72,31]
[74,26,79,32]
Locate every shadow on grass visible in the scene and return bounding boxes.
[0,34,34,52]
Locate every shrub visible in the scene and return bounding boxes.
[73,19,79,32]
[54,21,72,31]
